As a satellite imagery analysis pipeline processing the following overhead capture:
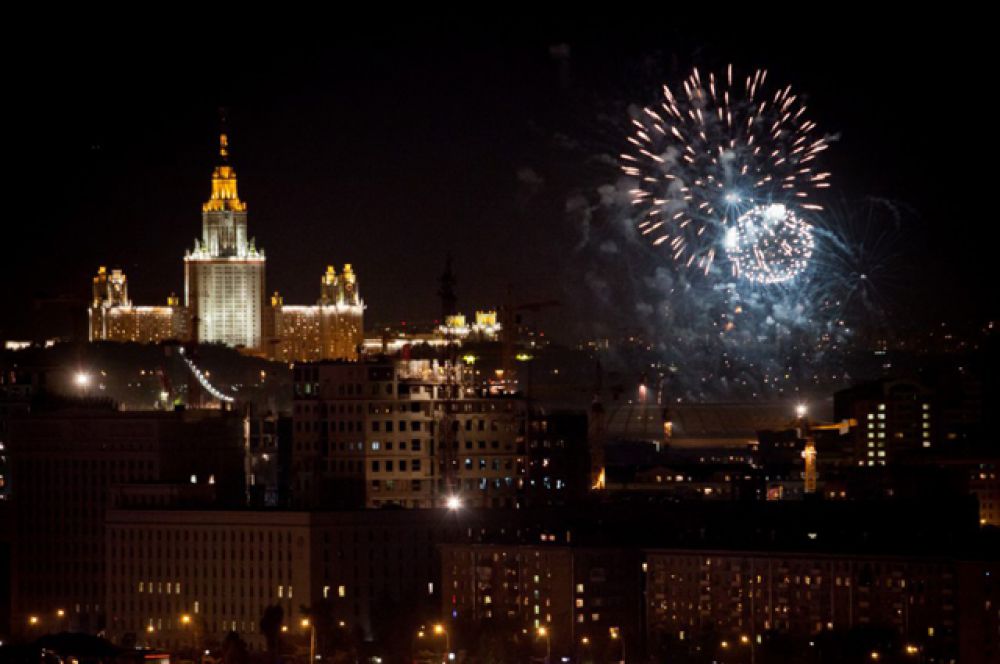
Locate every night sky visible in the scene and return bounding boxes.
[6,17,995,339]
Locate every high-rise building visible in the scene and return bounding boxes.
[88,130,365,361]
[644,548,998,663]
[291,359,527,509]
[440,542,640,662]
[184,133,266,350]
[834,379,934,467]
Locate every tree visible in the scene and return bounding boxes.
[222,631,249,664]
[259,604,284,662]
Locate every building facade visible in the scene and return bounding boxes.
[104,508,495,652]
[834,379,934,467]
[292,359,527,509]
[183,133,266,349]
[266,265,363,362]
[89,132,363,361]
[89,267,188,344]
[5,406,244,636]
[645,548,998,663]
[440,543,641,662]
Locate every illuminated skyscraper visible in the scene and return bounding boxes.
[89,128,363,360]
[184,133,266,349]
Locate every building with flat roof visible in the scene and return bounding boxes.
[292,359,527,509]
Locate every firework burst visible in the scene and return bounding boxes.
[725,203,815,284]
[622,65,830,276]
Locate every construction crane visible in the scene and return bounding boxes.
[795,408,855,494]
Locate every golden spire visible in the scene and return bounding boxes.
[203,129,246,212]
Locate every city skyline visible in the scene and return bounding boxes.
[2,18,998,664]
[5,20,996,342]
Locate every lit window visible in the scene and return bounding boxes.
[338,585,346,598]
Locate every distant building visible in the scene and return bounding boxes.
[291,359,527,509]
[184,132,266,349]
[834,379,934,467]
[645,548,998,664]
[440,543,640,662]
[89,268,188,344]
[5,405,245,635]
[524,409,591,507]
[89,132,364,361]
[361,310,500,356]
[245,411,292,508]
[104,508,501,652]
[266,265,363,362]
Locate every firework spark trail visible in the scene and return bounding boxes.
[622,65,830,278]
[727,203,815,284]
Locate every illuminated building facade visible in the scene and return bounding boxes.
[267,265,364,362]
[440,543,640,661]
[834,379,933,467]
[644,549,997,663]
[184,133,266,349]
[88,133,364,359]
[291,359,527,509]
[88,267,188,344]
[104,508,481,651]
[362,310,499,356]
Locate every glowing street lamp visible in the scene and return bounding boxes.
[537,626,551,664]
[445,495,462,511]
[74,371,92,395]
[301,618,316,662]
[432,623,450,662]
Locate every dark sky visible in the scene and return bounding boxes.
[5,16,995,339]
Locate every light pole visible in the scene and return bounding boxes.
[180,613,193,653]
[433,623,450,663]
[301,618,316,663]
[609,626,623,664]
[537,626,551,664]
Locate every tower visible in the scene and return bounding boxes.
[184,130,266,349]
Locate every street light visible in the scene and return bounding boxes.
[609,627,623,664]
[301,618,316,662]
[537,626,551,664]
[28,616,39,626]
[445,495,462,511]
[433,623,450,663]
